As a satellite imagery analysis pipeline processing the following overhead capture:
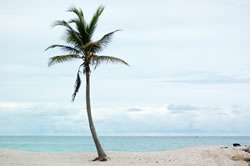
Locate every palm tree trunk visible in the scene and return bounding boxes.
[85,71,107,161]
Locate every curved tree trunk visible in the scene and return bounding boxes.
[85,71,107,161]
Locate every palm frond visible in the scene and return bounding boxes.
[91,55,129,69]
[45,44,81,54]
[53,20,83,47]
[65,30,82,48]
[82,30,120,53]
[86,6,105,37]
[67,7,90,44]
[81,41,101,52]
[72,71,81,102]
[53,20,71,28]
[67,7,84,22]
[96,29,120,50]
[48,54,81,67]
[68,18,90,45]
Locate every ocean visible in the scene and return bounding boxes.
[0,136,249,153]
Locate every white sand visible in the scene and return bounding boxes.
[1,146,250,166]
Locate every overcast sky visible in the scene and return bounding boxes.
[0,0,250,136]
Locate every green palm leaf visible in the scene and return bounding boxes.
[87,6,104,37]
[68,18,90,44]
[53,20,83,47]
[91,55,129,69]
[95,30,121,51]
[82,30,120,53]
[67,7,84,22]
[48,54,81,67]
[45,44,81,54]
[81,41,101,52]
[67,7,90,44]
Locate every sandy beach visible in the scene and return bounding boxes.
[0,146,250,166]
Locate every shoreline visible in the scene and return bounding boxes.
[1,146,250,166]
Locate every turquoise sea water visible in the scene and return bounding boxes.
[0,136,249,153]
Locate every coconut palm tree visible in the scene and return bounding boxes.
[45,6,128,161]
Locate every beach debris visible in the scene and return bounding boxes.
[233,143,241,147]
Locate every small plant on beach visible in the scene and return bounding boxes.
[45,6,128,161]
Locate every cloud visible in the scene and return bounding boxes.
[167,104,220,114]
[0,102,88,135]
[164,73,250,84]
[165,78,250,84]
[0,102,250,136]
[95,105,250,136]
[127,108,143,112]
[168,104,198,111]
[0,102,34,111]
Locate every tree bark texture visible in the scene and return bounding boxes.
[85,71,107,161]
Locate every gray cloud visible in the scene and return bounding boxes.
[168,104,220,114]
[127,108,143,112]
[168,104,199,111]
[232,105,242,109]
[165,78,250,84]
[164,73,250,84]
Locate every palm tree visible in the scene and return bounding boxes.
[45,6,128,161]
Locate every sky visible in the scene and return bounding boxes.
[0,0,250,136]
